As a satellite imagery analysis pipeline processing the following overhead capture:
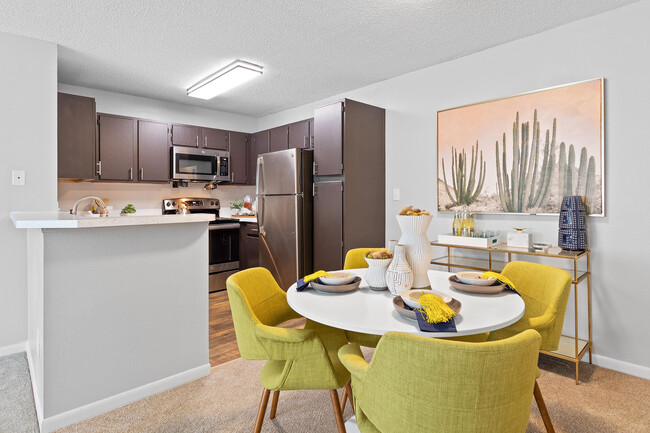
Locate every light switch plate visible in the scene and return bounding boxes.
[393,188,400,201]
[12,170,25,186]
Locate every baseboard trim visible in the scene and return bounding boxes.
[592,354,650,380]
[0,341,27,357]
[39,363,211,433]
[25,341,44,426]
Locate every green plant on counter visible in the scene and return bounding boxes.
[496,110,556,212]
[121,204,136,214]
[230,200,244,210]
[441,141,486,206]
[557,142,597,211]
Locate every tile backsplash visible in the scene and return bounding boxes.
[58,181,256,214]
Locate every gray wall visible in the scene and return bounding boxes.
[0,31,58,349]
[257,2,650,374]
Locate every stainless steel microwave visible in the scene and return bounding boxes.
[171,146,230,182]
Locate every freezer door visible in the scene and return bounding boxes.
[256,148,301,195]
[258,194,303,290]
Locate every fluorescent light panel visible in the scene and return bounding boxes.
[187,60,263,99]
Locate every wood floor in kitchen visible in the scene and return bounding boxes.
[209,290,305,367]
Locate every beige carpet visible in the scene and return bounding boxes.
[57,353,650,433]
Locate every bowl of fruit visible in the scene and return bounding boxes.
[364,248,393,290]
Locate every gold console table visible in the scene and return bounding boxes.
[431,242,592,384]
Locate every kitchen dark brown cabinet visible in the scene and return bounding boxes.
[313,102,344,175]
[201,127,229,151]
[248,131,269,185]
[288,119,311,149]
[313,181,344,272]
[171,124,200,148]
[269,126,289,152]
[239,222,260,269]
[97,114,137,181]
[229,131,249,184]
[58,93,96,179]
[137,120,169,182]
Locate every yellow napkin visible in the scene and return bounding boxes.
[416,294,456,324]
[481,271,517,291]
[303,270,331,283]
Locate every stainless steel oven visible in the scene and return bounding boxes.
[171,146,230,182]
[163,198,239,292]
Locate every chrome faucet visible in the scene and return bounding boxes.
[70,196,107,215]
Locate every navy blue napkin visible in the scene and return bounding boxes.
[403,302,457,332]
[296,277,324,291]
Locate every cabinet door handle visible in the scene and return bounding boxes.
[310,135,314,148]
[96,161,102,176]
[231,172,234,182]
[204,136,207,148]
[304,136,307,147]
[196,135,199,148]
[129,168,133,181]
[313,162,318,175]
[140,168,144,180]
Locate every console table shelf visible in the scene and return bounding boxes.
[431,241,592,384]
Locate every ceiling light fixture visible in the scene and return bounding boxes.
[187,60,263,100]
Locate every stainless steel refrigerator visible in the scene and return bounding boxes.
[256,148,313,290]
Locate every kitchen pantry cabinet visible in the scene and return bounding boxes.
[171,124,228,150]
[269,125,289,152]
[138,121,169,182]
[288,119,313,149]
[312,99,385,271]
[97,114,137,181]
[228,131,249,184]
[248,131,269,185]
[239,222,260,269]
[58,93,96,179]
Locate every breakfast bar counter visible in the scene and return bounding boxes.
[13,212,212,432]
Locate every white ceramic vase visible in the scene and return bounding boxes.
[385,244,413,296]
[397,214,433,288]
[364,257,392,290]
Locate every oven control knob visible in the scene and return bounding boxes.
[210,201,215,206]
[165,201,171,207]
[172,201,177,206]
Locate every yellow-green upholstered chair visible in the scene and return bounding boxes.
[338,330,543,433]
[227,267,351,433]
[487,261,572,352]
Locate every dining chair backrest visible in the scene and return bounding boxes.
[343,248,377,270]
[358,330,541,433]
[501,261,572,350]
[226,267,299,360]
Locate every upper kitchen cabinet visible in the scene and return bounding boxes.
[248,131,269,185]
[97,114,137,181]
[228,131,249,184]
[170,123,200,147]
[58,93,96,179]
[269,125,289,152]
[288,119,312,149]
[137,120,169,182]
[313,102,344,175]
[201,127,229,150]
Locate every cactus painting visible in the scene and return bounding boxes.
[437,78,603,214]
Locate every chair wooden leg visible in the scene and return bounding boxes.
[329,389,347,433]
[269,390,280,419]
[344,381,355,414]
[340,387,348,412]
[533,380,555,433]
[253,388,270,433]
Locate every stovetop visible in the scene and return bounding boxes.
[162,197,238,224]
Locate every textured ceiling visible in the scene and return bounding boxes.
[0,0,637,117]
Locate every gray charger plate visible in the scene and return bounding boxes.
[448,275,505,294]
[310,276,362,293]
[392,296,462,321]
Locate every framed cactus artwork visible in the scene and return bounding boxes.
[437,78,604,215]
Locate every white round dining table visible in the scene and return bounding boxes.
[287,269,525,338]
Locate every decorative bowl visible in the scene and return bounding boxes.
[456,272,496,286]
[448,275,505,294]
[400,289,452,310]
[318,272,356,286]
[310,276,361,293]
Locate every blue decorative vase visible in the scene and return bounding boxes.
[558,196,588,250]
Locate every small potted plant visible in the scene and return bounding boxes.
[364,248,393,291]
[120,204,137,216]
[230,200,244,215]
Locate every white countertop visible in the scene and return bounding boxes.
[11,211,215,229]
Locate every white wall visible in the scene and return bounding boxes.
[258,2,650,375]
[0,32,58,350]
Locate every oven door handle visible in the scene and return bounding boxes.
[209,223,241,231]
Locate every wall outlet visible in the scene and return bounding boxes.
[12,170,25,186]
[392,188,400,201]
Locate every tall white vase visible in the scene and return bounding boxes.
[385,244,413,296]
[397,215,433,288]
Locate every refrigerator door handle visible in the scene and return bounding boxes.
[258,195,266,237]
[256,155,264,196]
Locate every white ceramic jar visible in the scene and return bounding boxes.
[364,257,392,290]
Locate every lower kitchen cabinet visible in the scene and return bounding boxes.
[239,222,259,269]
[313,181,343,271]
